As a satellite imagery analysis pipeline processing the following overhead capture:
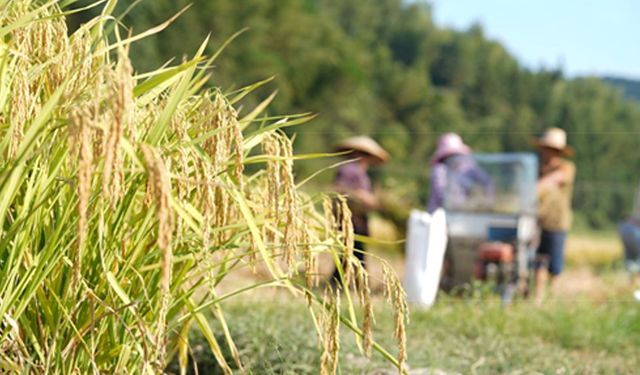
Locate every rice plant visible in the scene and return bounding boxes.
[0,1,407,373]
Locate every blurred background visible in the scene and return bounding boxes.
[70,0,640,242]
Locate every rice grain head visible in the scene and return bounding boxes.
[202,165,216,251]
[355,263,374,357]
[263,133,281,242]
[8,59,33,158]
[302,217,318,288]
[383,264,408,374]
[279,133,298,269]
[63,29,95,102]
[141,145,173,368]
[69,107,94,288]
[338,196,354,284]
[102,51,133,202]
[202,93,241,176]
[198,94,248,244]
[231,105,244,190]
[320,287,340,375]
[323,195,336,239]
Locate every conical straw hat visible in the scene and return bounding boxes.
[335,136,390,164]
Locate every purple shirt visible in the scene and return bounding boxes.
[335,161,371,193]
[335,161,371,234]
[428,156,493,213]
[428,163,448,213]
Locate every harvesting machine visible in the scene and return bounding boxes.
[441,153,538,302]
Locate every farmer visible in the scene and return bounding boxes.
[532,128,576,303]
[331,136,389,280]
[618,183,640,301]
[428,133,492,213]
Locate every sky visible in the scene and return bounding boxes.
[427,0,640,80]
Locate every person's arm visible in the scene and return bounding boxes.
[350,188,379,210]
[334,166,379,210]
[468,163,495,202]
[538,162,575,191]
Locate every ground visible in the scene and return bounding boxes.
[174,226,640,374]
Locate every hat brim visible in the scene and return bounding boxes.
[432,146,471,164]
[335,145,389,164]
[531,139,574,157]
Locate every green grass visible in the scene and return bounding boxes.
[172,292,640,374]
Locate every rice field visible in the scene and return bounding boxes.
[565,231,622,268]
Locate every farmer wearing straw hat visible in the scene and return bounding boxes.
[331,136,389,276]
[532,128,576,303]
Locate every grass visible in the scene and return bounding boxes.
[173,226,634,374]
[174,291,640,374]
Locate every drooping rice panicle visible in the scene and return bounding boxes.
[320,287,340,375]
[141,145,173,368]
[383,263,409,374]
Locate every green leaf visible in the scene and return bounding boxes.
[106,271,132,305]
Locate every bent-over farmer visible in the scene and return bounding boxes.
[331,136,389,282]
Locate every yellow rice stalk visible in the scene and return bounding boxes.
[263,132,281,244]
[8,61,31,158]
[337,195,354,284]
[198,94,246,244]
[323,195,336,238]
[102,50,134,201]
[279,133,299,269]
[355,263,374,357]
[383,264,409,374]
[69,107,93,287]
[141,145,173,368]
[63,29,96,102]
[320,287,340,375]
[10,5,69,84]
[302,217,318,288]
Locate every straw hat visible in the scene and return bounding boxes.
[432,133,471,163]
[335,136,389,164]
[532,128,574,157]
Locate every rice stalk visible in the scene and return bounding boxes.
[320,287,340,375]
[141,145,173,369]
[383,263,409,374]
[102,49,133,202]
[279,133,298,269]
[69,107,93,288]
[302,217,318,288]
[263,132,281,244]
[355,263,374,357]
